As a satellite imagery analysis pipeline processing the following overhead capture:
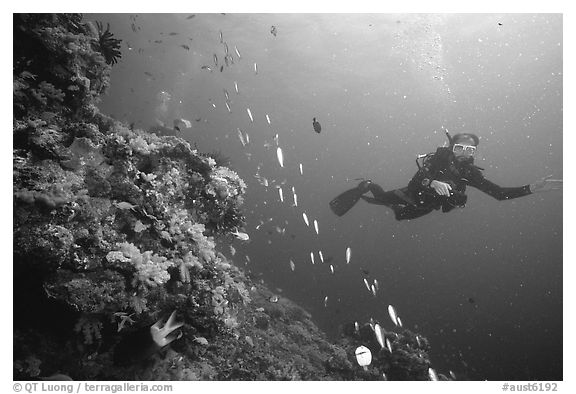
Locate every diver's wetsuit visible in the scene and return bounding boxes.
[361,147,532,221]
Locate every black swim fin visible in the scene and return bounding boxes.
[329,186,365,216]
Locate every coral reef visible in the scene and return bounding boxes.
[13,13,437,381]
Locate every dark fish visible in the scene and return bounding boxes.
[201,65,212,72]
[169,32,178,36]
[220,65,224,72]
[270,25,277,36]
[180,44,190,50]
[186,14,196,19]
[224,56,230,67]
[154,40,162,44]
[467,297,475,304]
[144,71,153,77]
[312,117,321,133]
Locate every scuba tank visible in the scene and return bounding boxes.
[415,128,453,170]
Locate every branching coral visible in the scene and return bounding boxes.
[106,242,173,289]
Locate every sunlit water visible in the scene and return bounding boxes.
[93,13,563,380]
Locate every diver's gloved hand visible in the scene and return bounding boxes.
[430,180,452,196]
[529,175,563,193]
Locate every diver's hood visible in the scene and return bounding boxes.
[446,131,480,146]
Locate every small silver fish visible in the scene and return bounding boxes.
[231,229,249,241]
[247,108,254,122]
[234,45,241,59]
[363,278,371,292]
[385,338,393,353]
[115,201,137,210]
[254,62,258,74]
[388,305,399,327]
[224,42,229,55]
[324,296,328,307]
[289,259,295,271]
[313,219,319,235]
[193,336,209,346]
[225,101,231,113]
[276,147,284,167]
[237,128,246,146]
[319,250,324,263]
[219,30,223,43]
[310,251,315,264]
[234,81,239,94]
[213,53,218,66]
[299,163,303,175]
[346,247,352,264]
[374,323,385,348]
[303,212,309,226]
[223,89,229,101]
[330,264,334,274]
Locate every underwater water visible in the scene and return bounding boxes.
[92,13,563,380]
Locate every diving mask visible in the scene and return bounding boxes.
[452,143,477,155]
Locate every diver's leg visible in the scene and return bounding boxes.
[364,183,409,206]
[393,205,434,221]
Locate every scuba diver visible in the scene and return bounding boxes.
[329,131,562,221]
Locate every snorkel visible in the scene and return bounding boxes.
[445,128,453,147]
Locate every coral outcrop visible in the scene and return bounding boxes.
[13,13,435,381]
